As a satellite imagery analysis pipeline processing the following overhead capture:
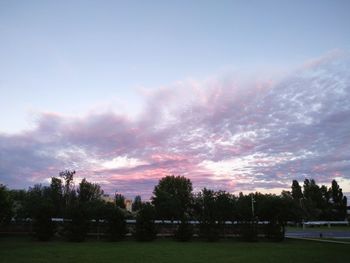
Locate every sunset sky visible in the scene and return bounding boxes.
[1,0,350,198]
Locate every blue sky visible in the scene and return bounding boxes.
[1,0,349,132]
[0,1,350,197]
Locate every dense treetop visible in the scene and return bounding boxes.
[0,172,348,226]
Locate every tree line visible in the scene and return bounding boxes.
[0,172,348,242]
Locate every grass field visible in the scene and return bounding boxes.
[0,237,348,263]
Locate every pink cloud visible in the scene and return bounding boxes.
[1,52,350,198]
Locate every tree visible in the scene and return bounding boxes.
[216,191,236,222]
[33,205,55,241]
[280,190,303,222]
[329,180,347,220]
[26,185,55,241]
[59,170,76,209]
[132,195,142,212]
[78,178,103,203]
[174,216,193,242]
[256,193,287,241]
[135,203,157,241]
[319,185,332,219]
[50,177,63,217]
[9,189,27,220]
[291,180,303,200]
[302,179,323,220]
[76,178,105,240]
[152,175,193,220]
[65,203,88,242]
[63,177,104,242]
[196,188,220,241]
[236,193,253,221]
[115,194,126,209]
[0,184,13,225]
[104,204,127,241]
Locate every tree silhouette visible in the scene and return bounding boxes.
[152,175,193,220]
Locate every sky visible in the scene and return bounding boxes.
[1,0,350,198]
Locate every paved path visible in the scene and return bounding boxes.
[286,230,350,239]
[286,236,350,244]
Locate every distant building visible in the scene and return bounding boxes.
[125,199,133,212]
[102,194,133,212]
[101,194,114,203]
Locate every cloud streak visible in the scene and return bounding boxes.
[1,52,350,197]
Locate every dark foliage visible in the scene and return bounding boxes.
[238,223,258,242]
[132,195,142,212]
[135,203,157,241]
[104,205,127,241]
[152,175,193,220]
[115,194,126,209]
[0,185,13,226]
[174,218,193,241]
[194,189,223,241]
[65,205,89,242]
[199,221,220,242]
[265,223,285,241]
[33,206,54,241]
[78,178,103,204]
[25,184,55,241]
[2,172,348,243]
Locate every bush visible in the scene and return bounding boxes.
[175,220,193,241]
[65,206,88,242]
[199,221,220,242]
[238,223,258,242]
[135,203,156,241]
[0,185,13,226]
[265,223,285,241]
[105,207,127,241]
[33,210,54,241]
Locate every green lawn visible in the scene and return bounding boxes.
[0,237,348,263]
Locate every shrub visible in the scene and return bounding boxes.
[33,207,54,241]
[105,207,127,241]
[199,221,220,242]
[265,223,285,241]
[238,223,258,242]
[175,220,193,241]
[65,206,88,242]
[135,203,156,241]
[0,185,13,226]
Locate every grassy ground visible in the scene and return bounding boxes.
[0,237,348,263]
